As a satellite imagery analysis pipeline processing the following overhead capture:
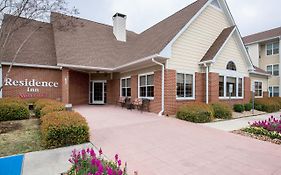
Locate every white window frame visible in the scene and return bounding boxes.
[218,73,244,100]
[269,86,279,97]
[266,64,279,76]
[120,76,131,97]
[138,72,154,100]
[254,80,263,98]
[176,72,195,100]
[266,42,279,56]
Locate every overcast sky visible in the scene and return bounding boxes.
[68,0,281,36]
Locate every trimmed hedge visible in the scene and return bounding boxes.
[0,97,28,106]
[176,103,213,123]
[41,111,89,148]
[0,102,29,121]
[255,98,280,113]
[211,102,232,119]
[233,104,245,113]
[244,103,252,111]
[34,99,64,117]
[41,104,65,116]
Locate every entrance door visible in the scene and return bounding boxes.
[91,81,104,104]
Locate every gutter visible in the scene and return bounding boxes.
[152,57,165,116]
[1,62,62,70]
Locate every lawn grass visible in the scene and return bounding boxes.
[0,118,44,157]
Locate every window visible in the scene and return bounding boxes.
[226,77,236,97]
[266,64,279,76]
[177,73,194,98]
[266,42,279,55]
[219,76,224,97]
[238,78,243,97]
[226,61,237,71]
[219,76,243,98]
[139,73,154,98]
[120,77,131,97]
[269,86,279,97]
[254,81,262,97]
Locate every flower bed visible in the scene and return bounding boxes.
[239,116,281,143]
[67,148,127,175]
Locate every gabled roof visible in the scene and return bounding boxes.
[243,26,281,45]
[52,0,209,69]
[200,26,235,62]
[0,15,57,66]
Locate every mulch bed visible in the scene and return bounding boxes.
[232,130,281,145]
[0,122,22,134]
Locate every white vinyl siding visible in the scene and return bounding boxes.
[211,35,249,76]
[168,5,230,72]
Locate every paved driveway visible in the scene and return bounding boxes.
[75,105,281,175]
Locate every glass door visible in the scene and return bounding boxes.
[91,81,105,104]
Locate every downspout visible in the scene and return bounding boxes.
[205,64,209,104]
[152,58,165,116]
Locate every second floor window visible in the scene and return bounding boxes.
[266,42,279,56]
[266,64,279,76]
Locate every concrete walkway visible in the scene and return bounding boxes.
[203,112,281,131]
[76,105,281,175]
[22,143,94,175]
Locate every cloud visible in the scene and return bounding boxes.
[69,0,281,36]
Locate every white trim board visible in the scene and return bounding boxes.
[1,62,62,70]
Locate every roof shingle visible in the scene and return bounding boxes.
[200,26,235,62]
[243,26,281,45]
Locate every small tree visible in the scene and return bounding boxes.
[0,0,79,91]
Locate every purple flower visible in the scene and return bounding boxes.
[115,154,119,162]
[118,160,122,167]
[90,148,96,157]
[99,148,103,156]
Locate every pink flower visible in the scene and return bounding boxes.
[118,160,122,167]
[115,154,119,162]
[90,148,96,157]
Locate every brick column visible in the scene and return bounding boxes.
[150,70,162,113]
[263,91,269,98]
[164,69,177,115]
[131,75,138,100]
[243,77,251,103]
[62,68,69,104]
[208,72,219,103]
[195,72,206,102]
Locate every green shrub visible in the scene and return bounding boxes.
[255,98,280,113]
[233,104,245,113]
[211,102,232,119]
[243,127,281,140]
[41,104,65,116]
[0,102,29,121]
[41,111,89,148]
[176,103,213,123]
[244,103,252,111]
[34,99,64,117]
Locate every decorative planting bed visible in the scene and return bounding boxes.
[233,116,281,145]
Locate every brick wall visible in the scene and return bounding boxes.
[61,68,69,103]
[69,70,89,105]
[107,79,120,104]
[2,66,62,100]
